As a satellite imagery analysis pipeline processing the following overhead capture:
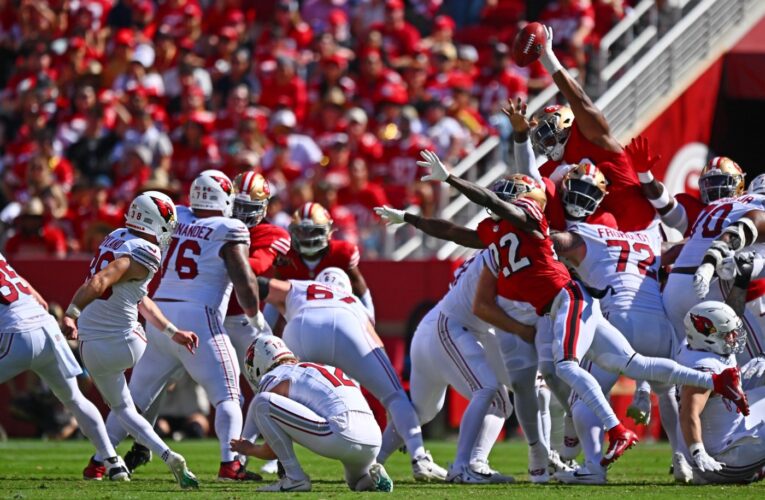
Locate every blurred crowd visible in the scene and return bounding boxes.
[0,0,632,259]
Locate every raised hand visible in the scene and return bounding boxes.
[374,206,406,225]
[502,98,531,136]
[417,150,450,183]
[625,136,661,173]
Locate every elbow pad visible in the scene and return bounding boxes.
[721,218,758,252]
[661,201,688,234]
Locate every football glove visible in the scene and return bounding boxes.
[417,150,450,182]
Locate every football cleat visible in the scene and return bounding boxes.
[165,452,199,490]
[104,456,130,481]
[712,367,750,415]
[626,390,652,425]
[369,463,394,492]
[528,442,550,483]
[548,450,575,475]
[470,459,515,483]
[260,459,279,475]
[82,456,106,480]
[412,451,447,482]
[555,464,607,485]
[560,414,581,460]
[257,476,312,492]
[601,424,639,466]
[672,452,693,483]
[218,459,263,481]
[124,442,152,473]
[446,463,493,484]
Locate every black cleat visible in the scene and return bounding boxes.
[124,442,152,473]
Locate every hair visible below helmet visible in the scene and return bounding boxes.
[125,191,177,247]
[747,173,765,196]
[316,267,352,295]
[244,335,297,386]
[684,301,746,356]
[561,160,608,219]
[699,156,745,204]
[290,202,333,257]
[531,105,574,161]
[233,172,271,227]
[190,169,235,216]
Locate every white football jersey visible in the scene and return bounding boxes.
[283,280,367,323]
[0,252,49,333]
[568,222,664,314]
[675,345,745,455]
[259,362,372,419]
[674,194,765,268]
[153,206,250,316]
[78,229,161,340]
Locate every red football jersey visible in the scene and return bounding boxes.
[675,192,706,237]
[227,222,291,316]
[542,176,618,231]
[477,200,571,315]
[275,239,360,281]
[540,122,655,232]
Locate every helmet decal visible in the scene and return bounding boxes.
[211,175,233,195]
[151,196,175,223]
[690,313,717,336]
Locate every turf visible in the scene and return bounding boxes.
[0,439,762,498]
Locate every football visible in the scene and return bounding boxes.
[512,22,547,67]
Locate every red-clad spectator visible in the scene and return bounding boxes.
[338,158,389,230]
[477,42,528,115]
[450,81,492,146]
[258,55,308,122]
[156,0,202,40]
[307,53,356,116]
[318,133,352,187]
[591,0,626,47]
[5,198,67,259]
[308,88,349,150]
[63,179,125,253]
[539,0,596,75]
[20,155,68,220]
[255,0,313,60]
[222,150,261,184]
[171,110,221,188]
[262,109,322,176]
[368,0,420,66]
[213,83,252,149]
[425,43,462,102]
[132,0,158,40]
[112,145,152,204]
[203,0,245,37]
[401,52,431,105]
[33,129,74,193]
[315,179,359,247]
[55,84,96,149]
[263,137,303,194]
[345,107,383,166]
[354,48,403,114]
[418,14,456,52]
[102,28,135,87]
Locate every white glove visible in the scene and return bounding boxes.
[247,311,266,332]
[716,254,738,281]
[549,162,577,185]
[417,150,450,182]
[374,205,406,225]
[693,263,715,299]
[539,25,563,75]
[689,443,725,472]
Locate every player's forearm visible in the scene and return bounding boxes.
[403,212,483,248]
[512,137,542,183]
[138,296,174,331]
[68,277,108,312]
[680,410,703,448]
[473,299,534,343]
[223,243,261,316]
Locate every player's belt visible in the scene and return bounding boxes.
[669,266,696,275]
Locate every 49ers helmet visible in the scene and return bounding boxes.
[561,160,608,219]
[190,169,235,216]
[125,191,178,247]
[487,174,547,220]
[233,172,271,227]
[531,105,574,161]
[684,301,746,356]
[699,156,745,204]
[290,202,333,257]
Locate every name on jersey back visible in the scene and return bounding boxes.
[175,222,214,240]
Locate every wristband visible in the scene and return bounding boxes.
[65,303,81,319]
[648,188,672,210]
[637,171,654,183]
[162,323,178,338]
[689,442,705,457]
[540,51,563,75]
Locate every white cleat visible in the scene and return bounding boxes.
[261,459,279,475]
[555,464,606,485]
[626,390,652,425]
[672,452,693,483]
[547,449,575,475]
[412,451,447,482]
[528,443,550,483]
[560,414,581,461]
[369,463,394,492]
[104,456,130,481]
[470,459,515,483]
[165,452,199,490]
[257,476,312,492]
[446,463,492,484]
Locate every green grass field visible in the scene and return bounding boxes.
[0,439,763,498]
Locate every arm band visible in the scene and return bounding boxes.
[257,276,271,301]
[648,188,672,210]
[162,323,178,338]
[65,303,81,319]
[661,201,688,233]
[638,171,655,183]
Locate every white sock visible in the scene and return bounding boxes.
[112,404,170,459]
[470,412,506,463]
[384,391,426,459]
[377,425,403,464]
[571,399,604,472]
[539,361,572,413]
[635,380,651,394]
[556,360,620,430]
[215,400,243,463]
[252,392,309,480]
[624,354,713,390]
[64,394,117,460]
[656,385,680,451]
[536,384,552,450]
[509,367,541,445]
[454,387,497,467]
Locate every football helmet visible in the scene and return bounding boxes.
[488,174,547,220]
[190,169,235,216]
[290,202,333,257]
[561,160,608,219]
[316,267,352,295]
[531,105,574,161]
[698,156,745,204]
[244,335,297,386]
[233,172,270,227]
[747,173,765,195]
[125,191,177,247]
[684,301,746,356]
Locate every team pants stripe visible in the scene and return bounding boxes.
[269,401,332,436]
[205,307,238,402]
[0,332,14,361]
[371,347,403,391]
[562,281,585,361]
[437,312,482,391]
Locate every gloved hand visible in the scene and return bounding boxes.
[689,443,725,472]
[248,311,267,333]
[417,150,450,182]
[549,162,577,185]
[374,206,406,225]
[717,254,738,281]
[539,25,563,75]
[693,263,715,299]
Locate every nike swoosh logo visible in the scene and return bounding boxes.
[573,471,596,478]
[280,482,306,491]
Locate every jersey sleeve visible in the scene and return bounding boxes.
[513,198,545,223]
[216,218,251,245]
[475,217,497,247]
[334,240,360,269]
[481,248,499,277]
[121,239,161,274]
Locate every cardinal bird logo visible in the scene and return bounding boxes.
[151,197,175,223]
[212,175,233,195]
[690,313,717,336]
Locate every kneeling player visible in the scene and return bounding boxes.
[678,301,765,484]
[230,335,393,492]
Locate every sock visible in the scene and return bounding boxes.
[656,385,680,451]
[624,354,713,390]
[252,392,309,480]
[539,361,572,413]
[112,404,170,458]
[241,399,260,441]
[536,384,552,450]
[470,412,506,463]
[384,391,426,460]
[64,394,117,461]
[377,425,404,464]
[571,399,604,472]
[556,360,620,430]
[635,380,651,395]
[509,367,542,445]
[215,400,243,463]
[453,387,496,467]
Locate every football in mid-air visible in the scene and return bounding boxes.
[512,22,547,67]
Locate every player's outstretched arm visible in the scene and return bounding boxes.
[472,264,536,343]
[138,297,198,354]
[375,205,484,248]
[503,98,542,182]
[222,241,265,331]
[540,26,619,152]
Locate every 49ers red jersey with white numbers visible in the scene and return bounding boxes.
[275,239,360,281]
